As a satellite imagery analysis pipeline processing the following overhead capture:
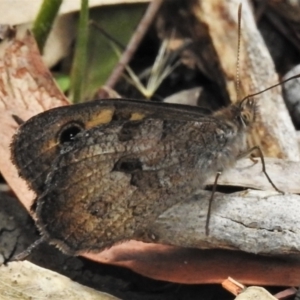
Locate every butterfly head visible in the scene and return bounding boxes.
[213,96,258,132]
[237,97,257,128]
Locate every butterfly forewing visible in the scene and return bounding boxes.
[11,99,226,253]
[11,99,213,193]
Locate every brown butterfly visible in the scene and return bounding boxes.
[11,91,281,255]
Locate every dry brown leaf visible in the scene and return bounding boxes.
[85,242,300,286]
[0,30,69,209]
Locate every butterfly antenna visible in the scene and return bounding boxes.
[235,3,242,101]
[241,73,300,103]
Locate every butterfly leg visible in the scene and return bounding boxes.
[205,171,221,236]
[12,236,45,261]
[238,146,283,193]
[133,227,159,243]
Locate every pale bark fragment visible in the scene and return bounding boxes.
[0,261,119,300]
[152,189,300,255]
[235,286,277,300]
[193,0,299,160]
[209,157,300,194]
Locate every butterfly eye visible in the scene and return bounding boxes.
[238,97,256,127]
[58,122,84,145]
[241,112,249,125]
[215,128,226,142]
[240,109,255,127]
[241,112,249,123]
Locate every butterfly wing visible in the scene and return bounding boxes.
[11,99,212,193]
[11,99,220,253]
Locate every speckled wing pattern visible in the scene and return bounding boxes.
[11,99,227,254]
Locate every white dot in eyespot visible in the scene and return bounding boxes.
[85,133,89,137]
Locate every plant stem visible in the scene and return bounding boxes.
[70,0,89,103]
[32,0,63,52]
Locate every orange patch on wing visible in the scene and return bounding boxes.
[40,139,59,156]
[86,108,115,128]
[130,112,146,121]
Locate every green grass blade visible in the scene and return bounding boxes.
[70,0,89,103]
[32,0,63,52]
